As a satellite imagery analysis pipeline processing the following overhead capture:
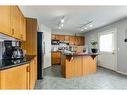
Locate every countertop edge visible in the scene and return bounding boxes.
[0,55,37,71]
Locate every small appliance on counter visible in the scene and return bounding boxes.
[2,40,25,59]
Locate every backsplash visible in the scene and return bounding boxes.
[0,33,17,59]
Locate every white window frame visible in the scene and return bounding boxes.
[99,29,115,53]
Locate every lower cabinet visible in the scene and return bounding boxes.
[82,56,96,76]
[0,64,29,90]
[0,57,37,90]
[29,57,37,89]
[65,56,82,78]
[51,52,61,65]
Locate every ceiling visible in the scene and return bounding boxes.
[19,6,127,33]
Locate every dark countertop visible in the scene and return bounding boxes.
[51,51,61,53]
[63,52,99,56]
[0,55,36,70]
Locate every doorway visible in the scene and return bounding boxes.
[98,29,117,71]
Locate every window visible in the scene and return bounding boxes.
[99,33,114,52]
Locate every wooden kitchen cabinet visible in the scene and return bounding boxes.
[69,36,76,45]
[0,57,37,90]
[55,35,65,41]
[29,60,35,89]
[29,57,37,89]
[34,57,37,81]
[10,6,21,39]
[64,35,70,42]
[75,36,85,46]
[81,36,85,45]
[51,51,61,65]
[0,64,29,90]
[64,56,82,78]
[20,10,26,41]
[61,54,97,78]
[52,34,66,41]
[0,6,11,36]
[51,34,85,45]
[75,36,80,46]
[0,6,26,41]
[10,6,26,41]
[22,18,37,55]
[82,56,96,76]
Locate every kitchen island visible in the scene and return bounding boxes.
[61,53,98,78]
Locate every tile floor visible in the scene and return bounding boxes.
[34,65,127,89]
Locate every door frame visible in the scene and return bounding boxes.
[98,28,117,71]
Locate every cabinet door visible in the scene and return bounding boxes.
[82,56,96,76]
[66,59,75,78]
[69,36,75,45]
[59,35,65,41]
[0,6,11,36]
[10,6,21,39]
[74,56,82,76]
[51,52,61,65]
[55,35,65,41]
[55,35,59,40]
[80,37,85,45]
[29,60,36,89]
[64,35,70,42]
[0,64,29,90]
[20,13,26,41]
[75,36,79,46]
[34,57,37,81]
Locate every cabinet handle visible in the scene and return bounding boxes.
[26,66,30,72]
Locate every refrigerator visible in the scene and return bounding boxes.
[37,32,44,79]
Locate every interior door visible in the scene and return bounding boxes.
[98,29,117,70]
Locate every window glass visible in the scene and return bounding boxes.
[99,33,113,52]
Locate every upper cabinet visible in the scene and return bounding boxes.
[69,36,76,45]
[0,6,11,36]
[51,34,85,46]
[10,6,26,41]
[10,6,20,39]
[64,35,70,42]
[55,35,65,41]
[19,8,26,41]
[21,18,37,55]
[0,6,26,41]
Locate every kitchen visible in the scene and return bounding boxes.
[1,5,127,90]
[51,34,98,78]
[0,6,38,89]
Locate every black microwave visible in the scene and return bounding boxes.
[51,40,60,45]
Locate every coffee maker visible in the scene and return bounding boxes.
[2,40,24,59]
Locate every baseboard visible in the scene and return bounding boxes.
[98,65,127,76]
[116,70,127,76]
[97,65,115,71]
